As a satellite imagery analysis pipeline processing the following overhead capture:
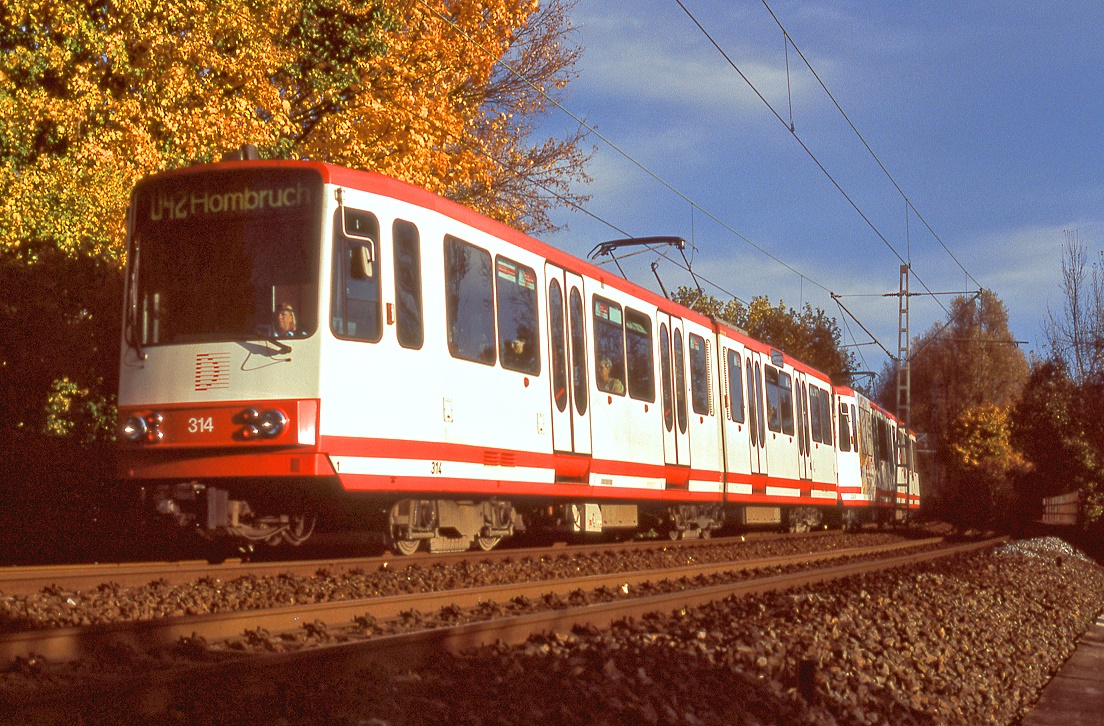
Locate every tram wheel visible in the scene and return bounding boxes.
[475,535,502,552]
[393,539,421,556]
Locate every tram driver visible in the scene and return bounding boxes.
[273,303,297,337]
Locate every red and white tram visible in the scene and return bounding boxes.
[117,152,920,554]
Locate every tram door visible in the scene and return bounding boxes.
[657,313,690,467]
[545,264,591,455]
[746,351,767,475]
[795,373,811,481]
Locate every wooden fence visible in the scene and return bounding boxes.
[1041,491,1080,526]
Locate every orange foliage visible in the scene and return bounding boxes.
[0,0,588,265]
[946,402,1027,473]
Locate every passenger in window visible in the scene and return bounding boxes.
[502,337,531,370]
[597,357,624,394]
[274,303,297,337]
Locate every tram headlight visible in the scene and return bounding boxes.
[121,415,148,442]
[236,407,288,440]
[259,409,287,438]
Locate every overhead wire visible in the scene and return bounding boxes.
[672,0,952,318]
[759,0,982,291]
[419,0,903,354]
[836,297,871,373]
[415,0,835,298]
[451,121,751,303]
[229,0,894,355]
[453,121,751,306]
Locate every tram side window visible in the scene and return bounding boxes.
[393,219,423,350]
[496,256,540,375]
[660,323,674,431]
[809,387,823,443]
[799,385,810,446]
[765,366,782,432]
[815,388,827,443]
[570,287,588,415]
[727,350,745,423]
[548,279,568,413]
[839,402,851,452]
[625,308,655,402]
[877,419,890,462]
[874,418,884,461]
[674,329,688,433]
[593,296,626,395]
[820,390,832,445]
[850,404,858,450]
[746,357,758,445]
[755,361,766,443]
[779,371,794,435]
[689,333,710,415]
[331,208,382,342]
[444,235,496,365]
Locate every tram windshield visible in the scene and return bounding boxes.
[128,168,322,347]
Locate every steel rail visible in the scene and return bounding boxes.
[0,537,1004,721]
[0,530,838,596]
[0,537,950,664]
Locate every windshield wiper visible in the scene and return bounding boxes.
[266,336,292,355]
[125,224,148,361]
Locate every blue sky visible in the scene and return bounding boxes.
[535,0,1104,376]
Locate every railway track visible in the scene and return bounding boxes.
[2,531,1002,666]
[0,530,833,597]
[0,535,953,663]
[4,531,1073,723]
[0,535,1006,722]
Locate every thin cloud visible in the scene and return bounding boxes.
[573,6,823,117]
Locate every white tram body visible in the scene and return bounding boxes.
[117,158,919,552]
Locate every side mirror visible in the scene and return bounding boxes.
[351,244,374,279]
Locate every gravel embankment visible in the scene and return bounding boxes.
[2,537,1101,725]
[205,538,1097,726]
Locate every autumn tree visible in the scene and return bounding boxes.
[1011,357,1104,534]
[671,287,745,326]
[672,287,857,382]
[942,402,1028,530]
[883,290,1029,523]
[429,0,590,233]
[1043,232,1104,384]
[1,0,588,263]
[882,289,1028,444]
[0,0,588,420]
[1017,233,1104,536]
[0,0,589,556]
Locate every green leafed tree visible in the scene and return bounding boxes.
[671,287,856,383]
[1012,350,1104,532]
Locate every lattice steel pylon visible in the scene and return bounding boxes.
[895,264,912,524]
